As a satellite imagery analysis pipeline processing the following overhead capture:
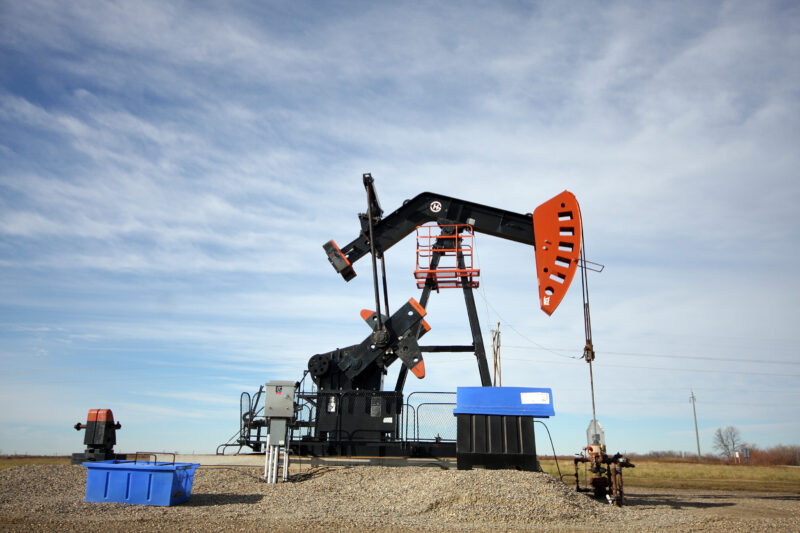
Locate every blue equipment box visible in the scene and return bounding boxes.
[83,460,200,506]
[453,387,554,417]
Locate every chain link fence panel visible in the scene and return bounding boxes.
[404,392,456,442]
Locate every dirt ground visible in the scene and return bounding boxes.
[623,486,800,523]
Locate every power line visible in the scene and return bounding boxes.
[553,386,800,393]
[476,284,578,360]
[499,356,800,378]
[475,279,794,369]
[471,244,580,361]
[423,352,800,378]
[470,251,794,369]
[504,345,799,366]
[555,399,795,407]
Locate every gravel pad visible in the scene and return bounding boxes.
[1,465,798,532]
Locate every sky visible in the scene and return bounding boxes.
[1,1,798,456]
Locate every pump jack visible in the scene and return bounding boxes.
[218,174,586,458]
[282,174,584,457]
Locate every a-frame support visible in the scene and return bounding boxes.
[395,227,492,392]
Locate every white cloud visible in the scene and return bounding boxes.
[0,0,798,454]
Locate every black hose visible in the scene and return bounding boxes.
[534,420,562,478]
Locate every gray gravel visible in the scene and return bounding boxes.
[1,465,798,532]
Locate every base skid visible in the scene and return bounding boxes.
[71,450,122,465]
[291,439,456,459]
[456,453,540,471]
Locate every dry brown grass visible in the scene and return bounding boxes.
[539,458,800,492]
[0,456,70,470]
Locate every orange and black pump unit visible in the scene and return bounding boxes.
[70,409,122,464]
[289,174,585,458]
[320,175,583,391]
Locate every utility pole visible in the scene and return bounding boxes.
[490,322,501,387]
[690,389,701,459]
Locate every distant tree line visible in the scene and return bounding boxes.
[628,446,799,465]
[746,445,800,466]
[627,426,800,466]
[627,450,723,462]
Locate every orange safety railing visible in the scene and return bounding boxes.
[414,224,479,289]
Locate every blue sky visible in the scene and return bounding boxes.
[1,1,798,456]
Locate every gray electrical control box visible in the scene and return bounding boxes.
[264,380,296,418]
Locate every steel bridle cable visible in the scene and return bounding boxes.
[579,223,598,426]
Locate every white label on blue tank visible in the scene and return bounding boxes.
[520,392,550,404]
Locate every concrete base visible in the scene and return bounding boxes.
[174,454,265,466]
[171,454,455,469]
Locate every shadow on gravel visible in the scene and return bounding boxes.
[745,494,800,501]
[677,493,800,502]
[186,494,264,506]
[625,494,735,510]
[286,467,336,483]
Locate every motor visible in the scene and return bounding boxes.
[71,409,122,464]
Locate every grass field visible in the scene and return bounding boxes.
[539,458,800,492]
[3,456,798,493]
